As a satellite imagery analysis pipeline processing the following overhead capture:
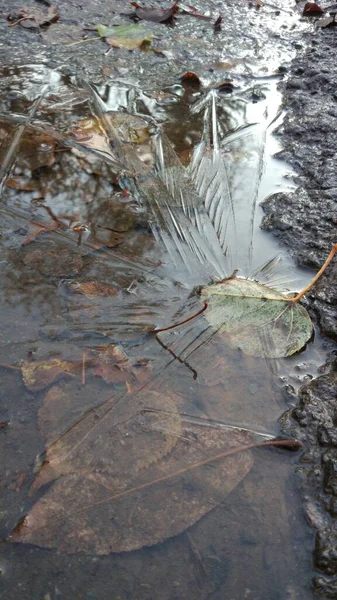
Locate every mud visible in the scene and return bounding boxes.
[261,26,337,598]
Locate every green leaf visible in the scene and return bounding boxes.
[96,23,153,40]
[201,278,313,358]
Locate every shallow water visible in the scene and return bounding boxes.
[0,18,328,599]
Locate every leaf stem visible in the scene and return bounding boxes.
[290,242,337,303]
[153,301,208,333]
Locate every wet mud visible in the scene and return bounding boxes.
[261,27,337,598]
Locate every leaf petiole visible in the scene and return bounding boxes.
[289,242,337,303]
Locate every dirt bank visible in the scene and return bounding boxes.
[262,26,337,598]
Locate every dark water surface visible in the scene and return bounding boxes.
[0,13,329,597]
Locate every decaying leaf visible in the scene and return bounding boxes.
[131,2,178,23]
[7,4,60,29]
[11,388,255,554]
[96,23,153,50]
[23,245,83,277]
[21,358,78,391]
[22,217,60,246]
[65,281,120,298]
[5,176,40,192]
[200,277,313,358]
[93,344,152,385]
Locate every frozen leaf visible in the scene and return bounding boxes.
[96,22,153,49]
[93,344,152,385]
[131,2,178,23]
[10,388,256,554]
[21,358,77,392]
[22,217,60,246]
[65,281,119,298]
[106,35,152,51]
[5,176,40,192]
[200,277,313,358]
[7,4,59,29]
[22,245,83,277]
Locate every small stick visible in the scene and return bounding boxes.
[153,301,208,333]
[66,37,101,47]
[82,353,86,385]
[72,438,301,513]
[9,17,32,27]
[290,242,337,303]
[0,363,21,372]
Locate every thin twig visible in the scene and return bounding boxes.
[73,438,301,513]
[66,36,101,47]
[153,301,208,333]
[82,352,86,385]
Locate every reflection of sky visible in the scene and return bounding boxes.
[0,64,312,296]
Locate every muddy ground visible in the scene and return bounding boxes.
[0,0,337,598]
[262,26,337,599]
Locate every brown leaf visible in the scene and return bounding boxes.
[10,389,255,554]
[8,4,60,29]
[302,1,324,15]
[21,358,77,391]
[131,2,178,22]
[180,71,202,90]
[22,245,83,277]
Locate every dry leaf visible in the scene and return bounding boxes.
[8,4,60,29]
[302,1,324,15]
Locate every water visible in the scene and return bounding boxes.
[0,55,328,599]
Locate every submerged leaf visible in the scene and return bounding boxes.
[11,388,254,553]
[201,277,313,358]
[21,358,77,391]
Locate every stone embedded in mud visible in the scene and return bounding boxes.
[315,528,337,575]
[313,575,337,599]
